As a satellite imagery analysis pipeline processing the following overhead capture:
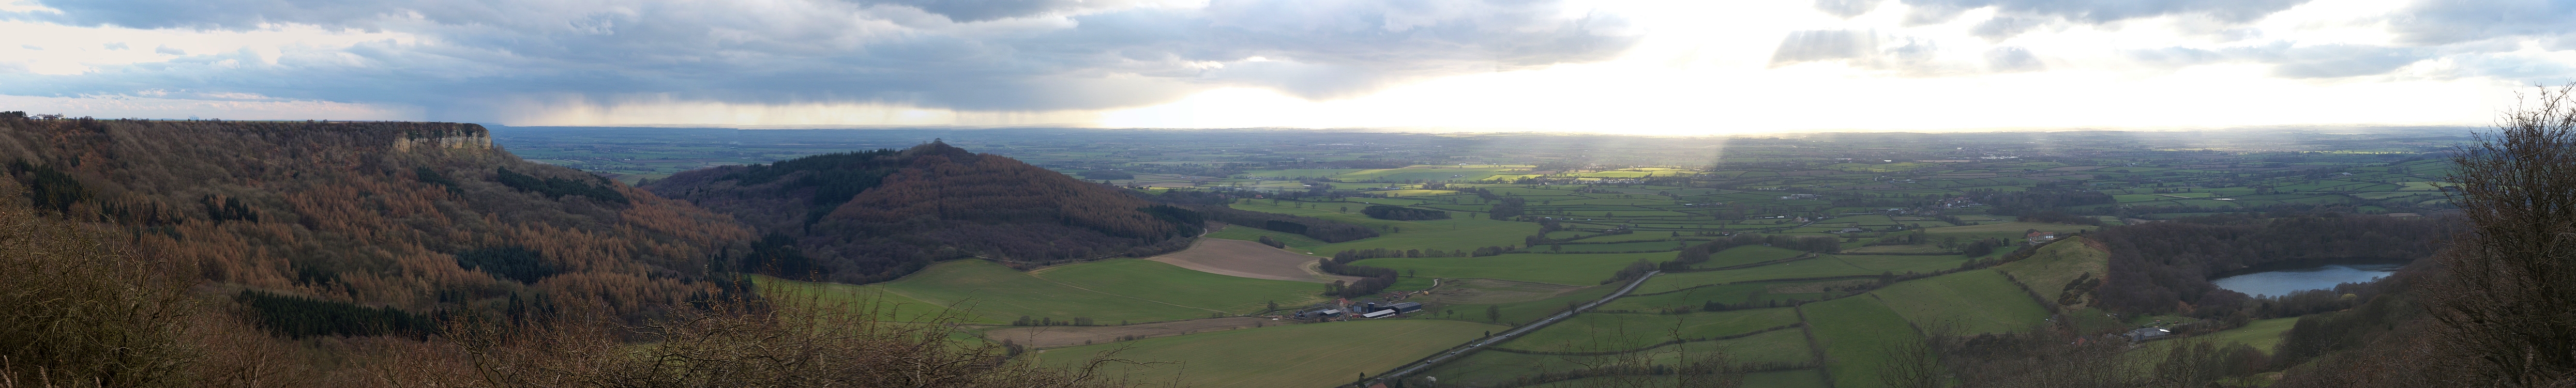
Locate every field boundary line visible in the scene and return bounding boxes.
[1365,270,1661,387]
[1622,274,1881,297]
[1483,323,1803,356]
[1794,304,1835,387]
[1666,253,1819,273]
[1248,322,1451,387]
[1027,277,1232,315]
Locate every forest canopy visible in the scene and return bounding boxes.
[647,142,1202,284]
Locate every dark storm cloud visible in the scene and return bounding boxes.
[0,0,1638,120]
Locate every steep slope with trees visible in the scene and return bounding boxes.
[2092,214,2447,318]
[0,116,752,323]
[646,142,1201,284]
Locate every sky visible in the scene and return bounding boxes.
[1,0,2571,134]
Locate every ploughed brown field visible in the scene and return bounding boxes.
[981,317,1291,348]
[1149,239,1358,283]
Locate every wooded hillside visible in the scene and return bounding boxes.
[2093,214,2447,318]
[0,116,752,323]
[646,142,1200,284]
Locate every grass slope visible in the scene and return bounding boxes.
[1033,319,1502,387]
[1803,296,1922,388]
[1993,236,2110,309]
[2197,317,2298,354]
[1869,269,2051,334]
[748,274,988,323]
[876,260,1213,323]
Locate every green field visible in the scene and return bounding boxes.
[1633,258,1883,294]
[1432,328,1817,387]
[495,126,2474,386]
[1031,258,1330,314]
[1802,296,1922,388]
[1869,269,2051,334]
[1235,169,1366,179]
[1352,252,1671,286]
[1606,280,1852,312]
[1503,308,1802,352]
[1994,237,2111,309]
[1204,224,1332,251]
[1333,166,1533,182]
[1824,253,1984,273]
[876,261,1216,323]
[1436,285,1620,325]
[1920,222,2099,241]
[1700,245,1810,268]
[870,260,1330,324]
[1230,201,1541,252]
[748,274,986,323]
[2196,317,2298,354]
[1557,240,1694,253]
[1032,319,1503,387]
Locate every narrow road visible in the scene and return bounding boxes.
[1366,270,1662,386]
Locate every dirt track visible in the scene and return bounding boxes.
[1150,239,1358,283]
[980,317,1290,348]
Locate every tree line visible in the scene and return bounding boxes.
[1362,205,1450,221]
[0,118,1136,387]
[493,166,628,205]
[2091,213,2446,319]
[1192,203,1380,242]
[651,143,1202,284]
[1322,250,1404,298]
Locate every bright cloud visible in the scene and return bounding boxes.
[0,0,2570,132]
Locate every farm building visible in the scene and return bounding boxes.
[1352,301,1423,315]
[2026,231,2058,245]
[1360,310,1396,319]
[2127,327,2172,342]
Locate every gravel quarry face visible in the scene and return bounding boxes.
[1150,239,1357,283]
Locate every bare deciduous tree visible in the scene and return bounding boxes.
[2428,83,2576,387]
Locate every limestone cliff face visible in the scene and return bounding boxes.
[391,126,494,151]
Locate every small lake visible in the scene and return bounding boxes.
[2212,264,2403,298]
